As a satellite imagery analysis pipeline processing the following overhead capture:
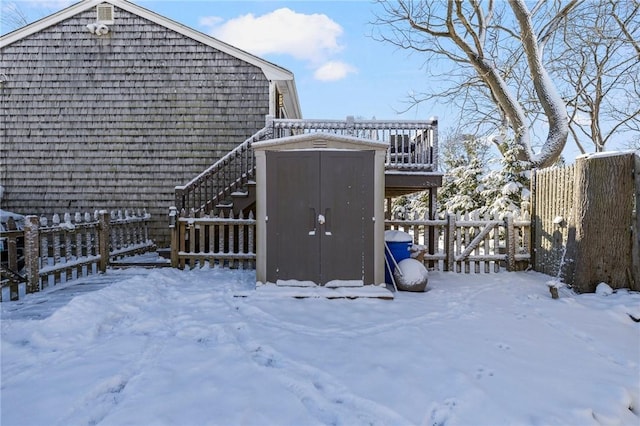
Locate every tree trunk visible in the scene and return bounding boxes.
[567,153,639,293]
[509,0,569,168]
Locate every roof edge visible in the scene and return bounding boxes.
[253,132,389,150]
[0,0,295,83]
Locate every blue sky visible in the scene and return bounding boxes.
[142,0,444,122]
[2,0,635,159]
[1,0,441,123]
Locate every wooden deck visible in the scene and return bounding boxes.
[175,116,442,216]
[385,170,443,198]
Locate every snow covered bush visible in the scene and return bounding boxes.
[438,157,486,215]
[479,145,531,218]
[392,137,532,219]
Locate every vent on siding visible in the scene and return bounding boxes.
[96,4,114,24]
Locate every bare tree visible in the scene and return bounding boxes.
[0,2,31,33]
[372,0,578,168]
[550,0,640,153]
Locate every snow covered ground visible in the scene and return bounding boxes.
[1,265,639,426]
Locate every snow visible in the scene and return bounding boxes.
[394,258,429,292]
[0,209,25,229]
[2,266,639,426]
[596,282,615,296]
[578,150,638,160]
[501,181,520,195]
[384,230,413,242]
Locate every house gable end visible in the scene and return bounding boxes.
[0,3,276,247]
[0,0,296,83]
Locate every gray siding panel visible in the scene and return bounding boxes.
[1,6,271,246]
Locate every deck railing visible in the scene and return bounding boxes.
[269,116,438,171]
[174,116,439,215]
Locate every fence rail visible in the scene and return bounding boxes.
[386,212,531,273]
[1,209,155,302]
[170,208,255,270]
[167,209,529,275]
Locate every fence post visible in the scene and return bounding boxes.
[98,211,110,273]
[346,115,355,136]
[24,215,40,293]
[265,114,274,139]
[445,214,455,272]
[169,206,178,268]
[529,168,538,269]
[506,214,516,272]
[6,218,18,272]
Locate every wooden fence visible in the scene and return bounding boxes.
[168,209,529,274]
[1,209,155,302]
[386,212,531,273]
[531,153,639,292]
[530,165,575,278]
[169,208,256,270]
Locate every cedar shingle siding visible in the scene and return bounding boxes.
[1,6,270,247]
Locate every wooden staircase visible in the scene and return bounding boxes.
[215,180,257,218]
[174,116,442,218]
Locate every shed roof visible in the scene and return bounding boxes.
[0,0,301,118]
[253,132,389,151]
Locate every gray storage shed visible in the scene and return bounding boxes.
[254,133,388,286]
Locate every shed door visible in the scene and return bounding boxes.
[266,150,374,285]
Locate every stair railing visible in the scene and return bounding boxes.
[174,127,270,215]
[175,116,439,215]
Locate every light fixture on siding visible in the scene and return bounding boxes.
[86,23,109,35]
[87,3,113,36]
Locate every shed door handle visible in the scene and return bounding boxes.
[309,208,316,235]
[323,208,332,236]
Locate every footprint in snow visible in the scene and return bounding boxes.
[475,367,494,379]
[426,398,458,426]
[497,342,511,351]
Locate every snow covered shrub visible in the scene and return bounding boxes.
[479,144,531,218]
[437,134,491,216]
[392,136,532,219]
[438,157,486,215]
[391,195,410,219]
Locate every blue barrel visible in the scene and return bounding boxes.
[384,231,412,284]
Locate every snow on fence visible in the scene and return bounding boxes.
[169,208,255,270]
[386,212,531,273]
[167,208,529,275]
[1,209,154,302]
